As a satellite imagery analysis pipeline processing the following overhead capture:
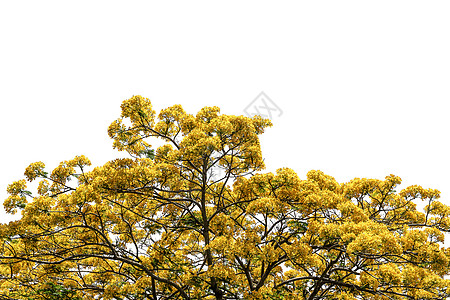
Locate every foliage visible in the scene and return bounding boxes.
[11,282,82,300]
[1,95,450,300]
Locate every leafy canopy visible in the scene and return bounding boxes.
[1,95,450,300]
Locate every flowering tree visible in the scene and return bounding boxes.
[1,96,450,300]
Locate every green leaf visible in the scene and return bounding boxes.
[140,148,155,159]
[22,190,33,197]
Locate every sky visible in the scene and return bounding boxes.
[0,1,449,226]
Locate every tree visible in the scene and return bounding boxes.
[1,95,450,300]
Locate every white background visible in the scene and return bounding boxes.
[0,1,449,226]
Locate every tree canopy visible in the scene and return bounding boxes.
[1,95,450,300]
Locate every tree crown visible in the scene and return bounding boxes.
[1,96,449,300]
